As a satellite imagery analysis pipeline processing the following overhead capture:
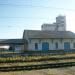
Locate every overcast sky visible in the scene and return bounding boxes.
[0,0,75,39]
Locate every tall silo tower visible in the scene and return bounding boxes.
[56,15,66,31]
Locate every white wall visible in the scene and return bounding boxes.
[41,24,66,31]
[58,26,66,31]
[27,38,75,51]
[42,25,56,31]
[15,45,22,52]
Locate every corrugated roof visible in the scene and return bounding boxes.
[23,30,75,39]
[0,39,27,44]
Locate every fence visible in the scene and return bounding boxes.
[0,49,75,57]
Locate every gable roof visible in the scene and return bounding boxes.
[23,30,75,39]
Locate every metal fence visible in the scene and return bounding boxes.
[0,49,74,57]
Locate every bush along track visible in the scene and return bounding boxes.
[0,56,75,63]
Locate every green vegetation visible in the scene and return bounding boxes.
[0,53,74,67]
[0,50,74,68]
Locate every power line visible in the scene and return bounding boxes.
[0,3,75,11]
[0,17,50,19]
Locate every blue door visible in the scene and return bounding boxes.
[42,42,49,51]
[64,42,70,51]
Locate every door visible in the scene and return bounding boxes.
[42,42,49,51]
[64,42,70,51]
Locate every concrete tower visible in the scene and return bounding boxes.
[41,15,66,31]
[56,15,66,31]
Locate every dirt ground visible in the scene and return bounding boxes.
[0,66,75,75]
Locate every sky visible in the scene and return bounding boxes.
[0,0,75,39]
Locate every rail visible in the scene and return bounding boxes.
[0,62,75,72]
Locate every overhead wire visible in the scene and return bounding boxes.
[0,3,75,19]
[0,2,74,28]
[0,3,75,11]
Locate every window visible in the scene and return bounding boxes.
[55,42,58,49]
[35,43,38,50]
[73,43,75,48]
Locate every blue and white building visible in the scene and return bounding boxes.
[23,16,75,51]
[0,15,75,52]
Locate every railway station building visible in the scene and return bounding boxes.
[0,15,75,52]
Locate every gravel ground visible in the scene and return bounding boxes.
[0,66,75,75]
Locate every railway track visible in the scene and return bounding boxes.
[0,62,75,72]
